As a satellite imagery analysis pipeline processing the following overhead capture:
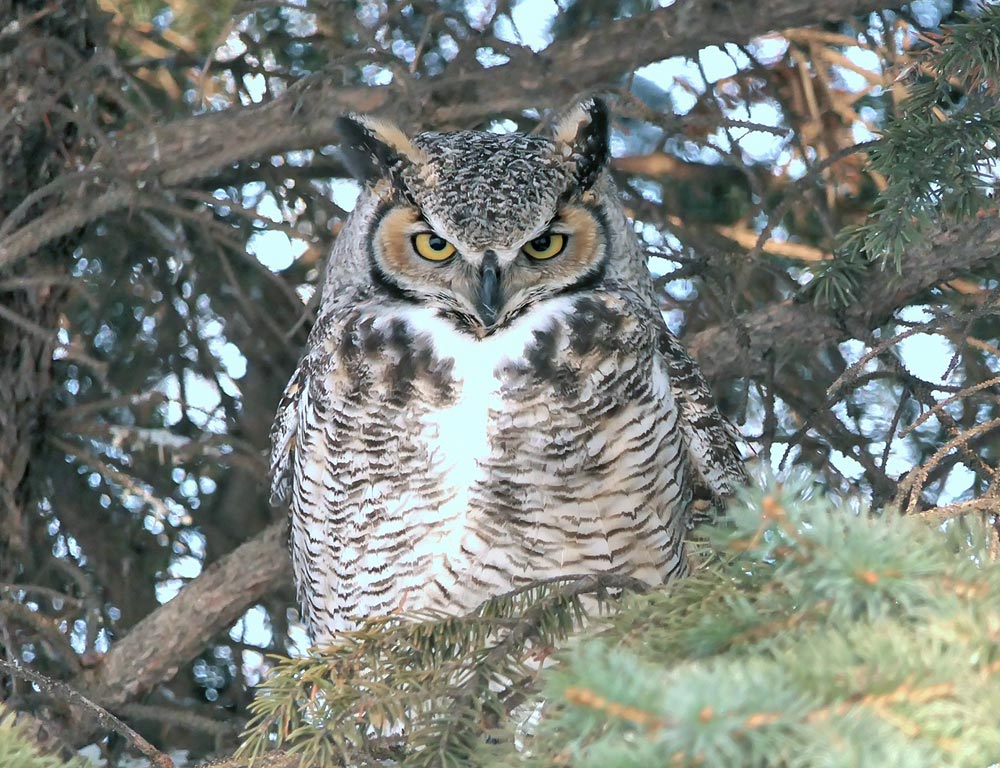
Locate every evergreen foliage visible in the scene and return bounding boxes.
[0,711,88,768]
[238,576,642,768]
[241,475,1000,767]
[4,1,1000,763]
[819,5,1000,303]
[475,477,1000,767]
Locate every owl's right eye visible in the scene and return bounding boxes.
[412,233,457,262]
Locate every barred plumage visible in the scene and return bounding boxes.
[270,99,746,645]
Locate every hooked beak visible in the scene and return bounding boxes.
[476,250,502,327]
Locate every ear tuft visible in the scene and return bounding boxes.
[337,114,425,190]
[551,97,610,193]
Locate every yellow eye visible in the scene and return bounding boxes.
[412,232,456,262]
[522,233,566,260]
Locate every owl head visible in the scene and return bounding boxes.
[329,98,646,334]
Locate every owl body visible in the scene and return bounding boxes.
[271,100,745,645]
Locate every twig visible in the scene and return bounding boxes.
[749,140,880,263]
[120,702,244,741]
[0,170,109,240]
[0,185,137,271]
[50,436,171,523]
[0,583,84,612]
[0,1,61,39]
[487,573,651,606]
[451,574,652,712]
[898,375,1000,438]
[0,658,175,768]
[827,321,937,398]
[0,602,83,675]
[0,303,108,377]
[916,496,1000,525]
[75,424,268,473]
[898,417,1000,514]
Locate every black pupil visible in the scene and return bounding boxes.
[428,235,447,251]
[532,235,551,250]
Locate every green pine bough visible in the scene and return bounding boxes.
[478,477,1000,767]
[0,711,89,768]
[811,5,1000,306]
[242,474,1000,767]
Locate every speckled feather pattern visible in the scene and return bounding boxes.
[270,102,746,644]
[405,132,569,250]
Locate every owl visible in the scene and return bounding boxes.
[269,99,746,645]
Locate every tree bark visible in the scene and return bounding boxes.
[0,0,103,581]
[80,521,291,711]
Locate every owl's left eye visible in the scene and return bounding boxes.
[412,233,457,262]
[522,233,567,260]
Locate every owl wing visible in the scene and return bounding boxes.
[269,310,344,507]
[656,325,747,510]
[269,360,307,507]
[268,312,350,632]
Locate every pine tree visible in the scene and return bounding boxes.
[3,2,1000,765]
[237,9,1000,764]
[478,476,1000,767]
[0,710,89,768]
[239,474,1000,767]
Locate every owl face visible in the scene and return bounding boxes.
[338,100,612,334]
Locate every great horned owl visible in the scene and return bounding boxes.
[270,99,746,645]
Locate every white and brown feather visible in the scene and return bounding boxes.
[270,99,746,645]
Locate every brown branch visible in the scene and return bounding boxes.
[0,658,174,768]
[119,702,244,741]
[0,185,137,271]
[0,601,82,675]
[116,0,902,163]
[0,583,84,612]
[0,302,108,377]
[688,214,1000,383]
[80,520,290,711]
[193,751,299,768]
[0,0,900,270]
[896,416,1000,514]
[898,375,1000,438]
[455,574,651,711]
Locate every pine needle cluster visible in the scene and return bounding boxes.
[241,475,1000,767]
[0,710,89,768]
[816,5,1000,304]
[238,575,645,768]
[477,477,1000,767]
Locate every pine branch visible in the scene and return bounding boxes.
[473,475,1000,767]
[0,707,89,768]
[226,475,1000,767]
[79,521,291,713]
[238,575,649,767]
[829,7,1000,274]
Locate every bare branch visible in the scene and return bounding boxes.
[0,601,82,675]
[689,214,1000,383]
[80,521,290,711]
[0,0,901,269]
[0,658,175,768]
